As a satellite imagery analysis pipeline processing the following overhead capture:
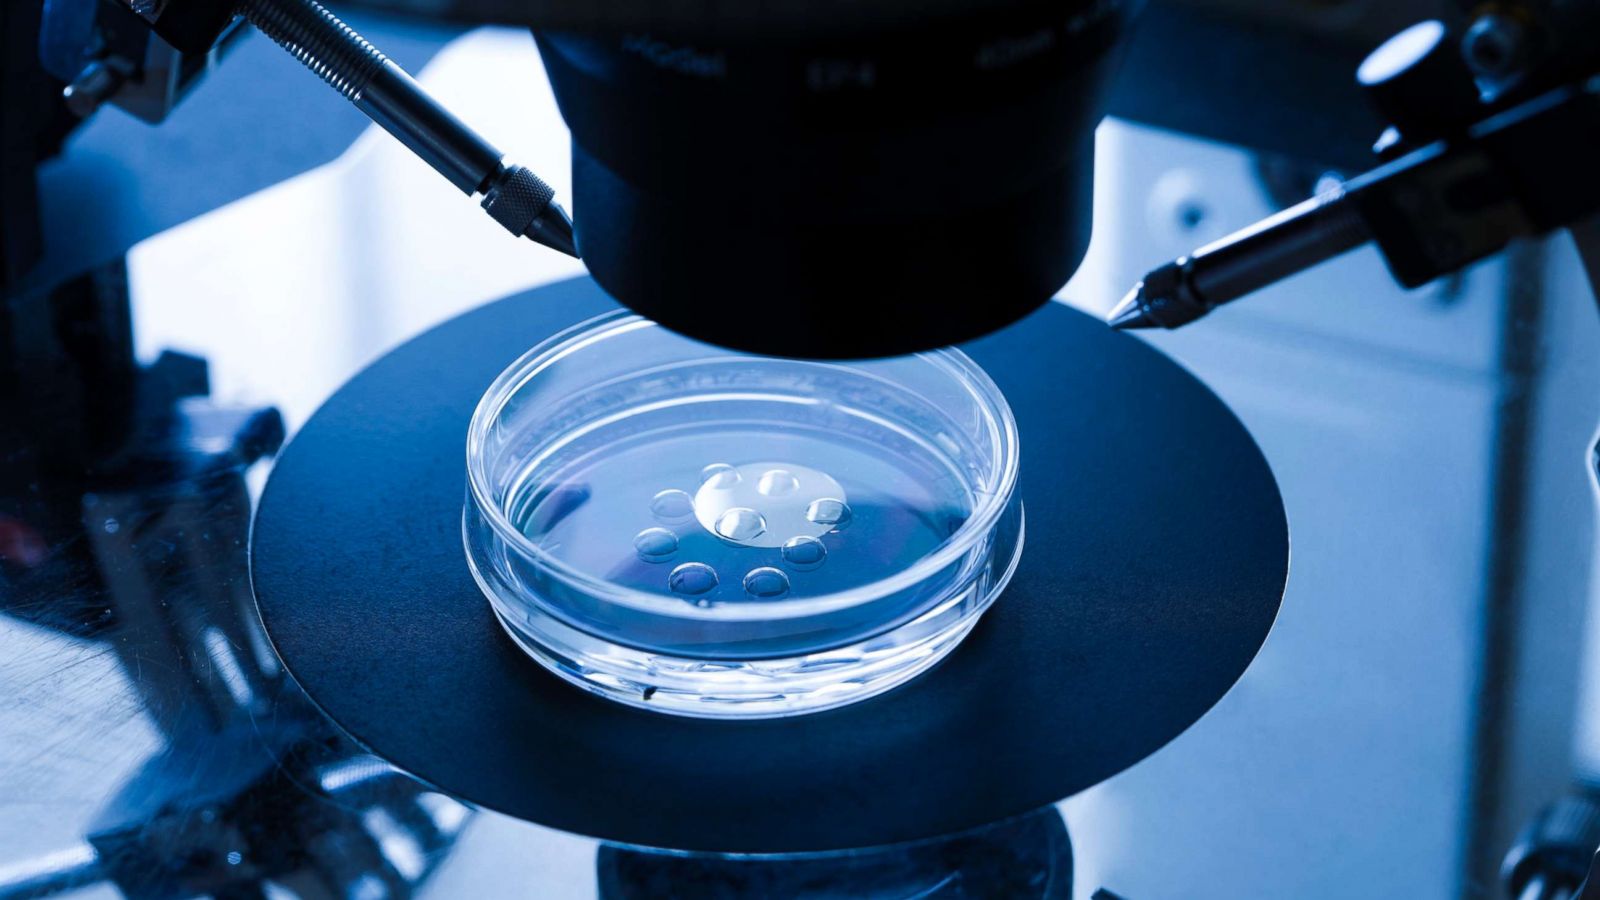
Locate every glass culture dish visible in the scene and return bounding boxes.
[463,311,1022,718]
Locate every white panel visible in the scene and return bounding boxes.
[1066,323,1493,899]
[1062,120,1507,899]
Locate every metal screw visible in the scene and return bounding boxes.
[62,61,124,117]
[1462,13,1527,79]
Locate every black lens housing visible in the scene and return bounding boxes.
[537,0,1140,357]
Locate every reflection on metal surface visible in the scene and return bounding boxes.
[0,845,102,899]
[0,263,470,898]
[596,807,1073,899]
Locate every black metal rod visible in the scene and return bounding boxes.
[1108,187,1370,330]
[239,0,497,194]
[357,61,501,194]
[1186,187,1370,308]
[238,0,578,257]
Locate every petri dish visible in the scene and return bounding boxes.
[464,311,1022,718]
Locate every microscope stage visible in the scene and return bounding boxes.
[251,277,1288,854]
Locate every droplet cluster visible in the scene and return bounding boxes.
[629,461,853,605]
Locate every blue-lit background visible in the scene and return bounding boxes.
[5,5,1600,898]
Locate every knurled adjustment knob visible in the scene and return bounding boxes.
[1357,20,1484,145]
[1501,787,1600,899]
[481,165,555,238]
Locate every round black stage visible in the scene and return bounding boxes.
[252,277,1287,854]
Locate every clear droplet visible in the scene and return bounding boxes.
[780,535,828,571]
[668,562,718,596]
[756,468,800,497]
[805,498,853,532]
[700,463,741,489]
[743,567,791,599]
[649,488,694,521]
[633,527,678,563]
[714,507,766,542]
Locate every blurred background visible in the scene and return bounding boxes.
[3,1,1600,897]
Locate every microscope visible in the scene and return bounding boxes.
[5,0,1600,897]
[23,0,1600,359]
